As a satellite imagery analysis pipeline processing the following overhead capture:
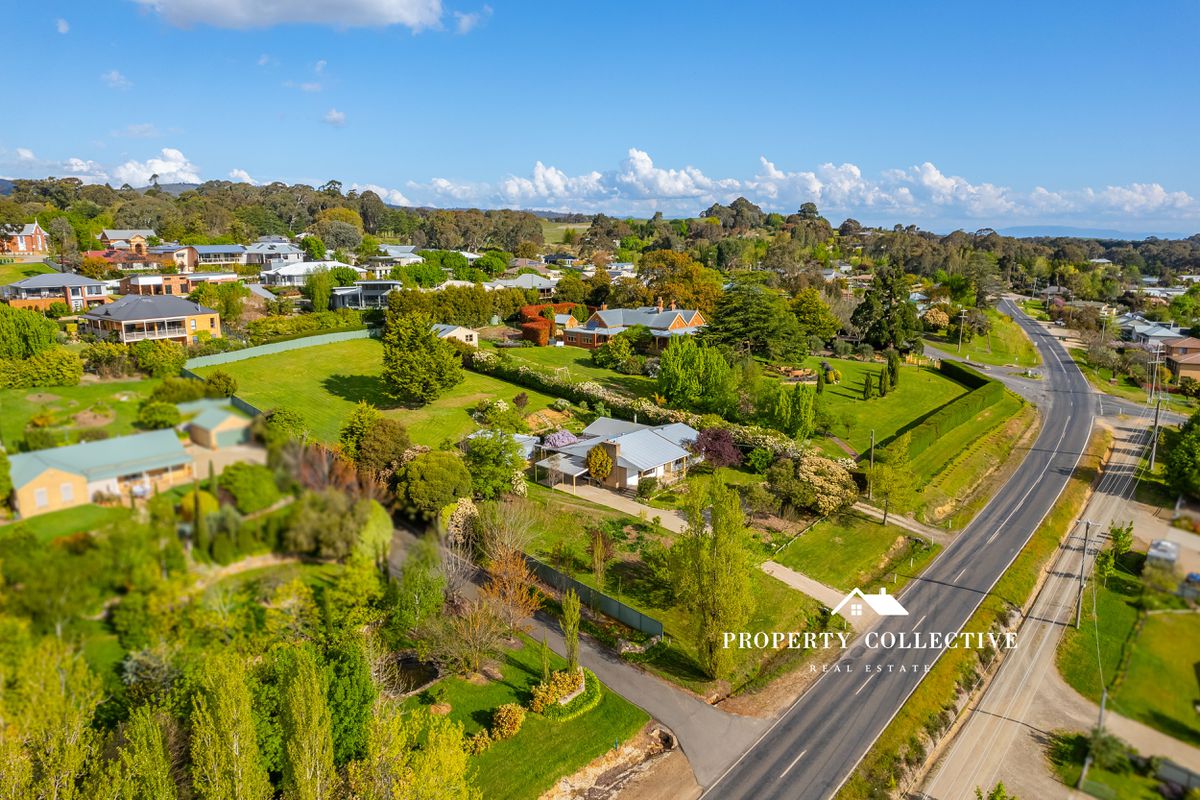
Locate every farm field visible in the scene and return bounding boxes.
[191,338,558,445]
[0,378,157,450]
[539,219,590,245]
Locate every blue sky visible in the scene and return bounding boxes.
[4,0,1199,232]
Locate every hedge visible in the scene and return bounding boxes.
[903,361,1005,460]
[0,347,83,389]
[540,669,604,722]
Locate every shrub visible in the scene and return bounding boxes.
[636,477,658,499]
[77,428,110,442]
[204,370,238,397]
[82,341,135,378]
[746,447,773,475]
[132,339,187,378]
[150,377,208,404]
[0,304,59,359]
[529,669,584,713]
[137,402,181,430]
[540,669,602,722]
[0,347,83,389]
[210,531,236,565]
[551,397,572,412]
[23,427,59,451]
[466,729,492,755]
[219,462,280,513]
[246,309,364,344]
[179,490,219,522]
[490,703,526,740]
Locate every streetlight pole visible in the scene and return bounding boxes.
[1076,519,1093,629]
[956,309,968,353]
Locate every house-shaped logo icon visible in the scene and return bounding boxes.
[830,587,909,619]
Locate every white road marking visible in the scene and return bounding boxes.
[955,567,967,582]
[778,749,808,779]
[910,614,927,631]
[854,675,876,697]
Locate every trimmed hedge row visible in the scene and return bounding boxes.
[904,361,1005,460]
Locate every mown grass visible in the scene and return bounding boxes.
[539,220,590,245]
[774,512,937,593]
[11,503,132,544]
[643,466,764,511]
[925,309,1040,367]
[1048,732,1163,799]
[403,636,649,800]
[803,357,968,454]
[485,342,657,398]
[192,338,558,445]
[0,378,156,450]
[0,260,55,286]
[836,428,1112,800]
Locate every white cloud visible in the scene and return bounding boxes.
[395,149,1200,229]
[257,53,271,66]
[113,123,161,138]
[351,182,411,205]
[314,59,327,74]
[55,18,69,34]
[131,0,443,30]
[101,69,132,89]
[323,108,346,126]
[453,4,491,34]
[228,168,258,184]
[285,80,322,92]
[16,148,35,161]
[112,148,201,186]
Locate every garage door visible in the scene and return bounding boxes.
[216,426,250,448]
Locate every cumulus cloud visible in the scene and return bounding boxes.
[16,148,35,161]
[55,18,69,34]
[453,5,491,34]
[131,0,443,30]
[229,168,258,184]
[396,149,1200,229]
[323,108,346,126]
[112,148,201,186]
[351,182,411,205]
[101,70,132,89]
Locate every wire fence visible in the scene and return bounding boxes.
[524,554,664,637]
[184,328,376,369]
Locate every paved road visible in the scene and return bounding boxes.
[921,411,1154,797]
[702,300,1097,800]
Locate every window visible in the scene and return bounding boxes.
[60,483,74,502]
[34,488,48,508]
[850,603,863,617]
[190,319,197,330]
[209,317,215,328]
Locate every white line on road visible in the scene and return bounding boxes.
[854,675,876,697]
[778,749,808,779]
[955,567,967,582]
[985,529,1001,545]
[911,614,927,631]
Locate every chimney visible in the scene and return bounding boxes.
[600,303,608,311]
[656,296,664,312]
[670,299,677,311]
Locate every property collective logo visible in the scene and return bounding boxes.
[722,587,1017,658]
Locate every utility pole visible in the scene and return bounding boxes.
[1076,519,1092,629]
[1149,398,1162,471]
[1148,342,1164,404]
[868,429,875,500]
[956,309,969,353]
[1079,689,1108,788]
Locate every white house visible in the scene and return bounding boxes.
[260,260,365,287]
[431,323,478,346]
[244,241,304,269]
[536,417,700,491]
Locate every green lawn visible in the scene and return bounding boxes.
[643,467,765,511]
[191,338,558,445]
[8,504,132,543]
[200,561,343,603]
[1049,732,1163,800]
[925,309,1040,367]
[487,343,657,398]
[774,512,940,593]
[404,637,648,800]
[1059,552,1200,747]
[539,220,590,245]
[0,260,55,286]
[804,357,969,453]
[0,379,156,450]
[1018,298,1050,321]
[1070,347,1196,415]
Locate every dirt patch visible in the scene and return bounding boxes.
[718,642,844,718]
[542,726,683,800]
[465,672,490,686]
[24,392,60,403]
[527,407,572,432]
[113,392,139,402]
[74,409,115,428]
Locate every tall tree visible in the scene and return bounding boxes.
[109,706,177,799]
[281,647,337,800]
[380,310,464,405]
[190,653,272,800]
[670,478,755,679]
[791,287,842,342]
[703,279,803,360]
[850,263,922,351]
[345,706,479,800]
[561,589,581,674]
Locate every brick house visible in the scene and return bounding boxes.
[3,272,113,312]
[563,301,706,350]
[0,221,50,259]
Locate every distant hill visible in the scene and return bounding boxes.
[0,178,13,195]
[999,224,1194,240]
[136,182,200,196]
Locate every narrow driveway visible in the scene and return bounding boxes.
[553,482,690,533]
[852,502,954,546]
[761,561,845,609]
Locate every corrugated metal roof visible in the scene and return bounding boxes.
[83,294,215,322]
[8,429,191,489]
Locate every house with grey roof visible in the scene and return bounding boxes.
[81,294,221,344]
[6,429,193,517]
[3,271,112,312]
[192,244,247,268]
[432,323,478,346]
[243,241,303,269]
[563,301,706,351]
[485,273,559,298]
[535,417,701,492]
[99,229,156,253]
[1,220,50,258]
[261,260,365,287]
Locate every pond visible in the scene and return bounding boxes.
[396,655,439,695]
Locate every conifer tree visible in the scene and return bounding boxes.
[190,654,271,800]
[281,647,337,800]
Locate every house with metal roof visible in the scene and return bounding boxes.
[179,399,253,449]
[563,301,706,351]
[6,429,193,517]
[192,244,247,268]
[99,229,156,253]
[260,260,365,287]
[3,271,112,311]
[432,323,477,346]
[485,273,559,298]
[243,241,304,269]
[535,417,700,492]
[81,294,221,344]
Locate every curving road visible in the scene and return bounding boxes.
[702,299,1098,800]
